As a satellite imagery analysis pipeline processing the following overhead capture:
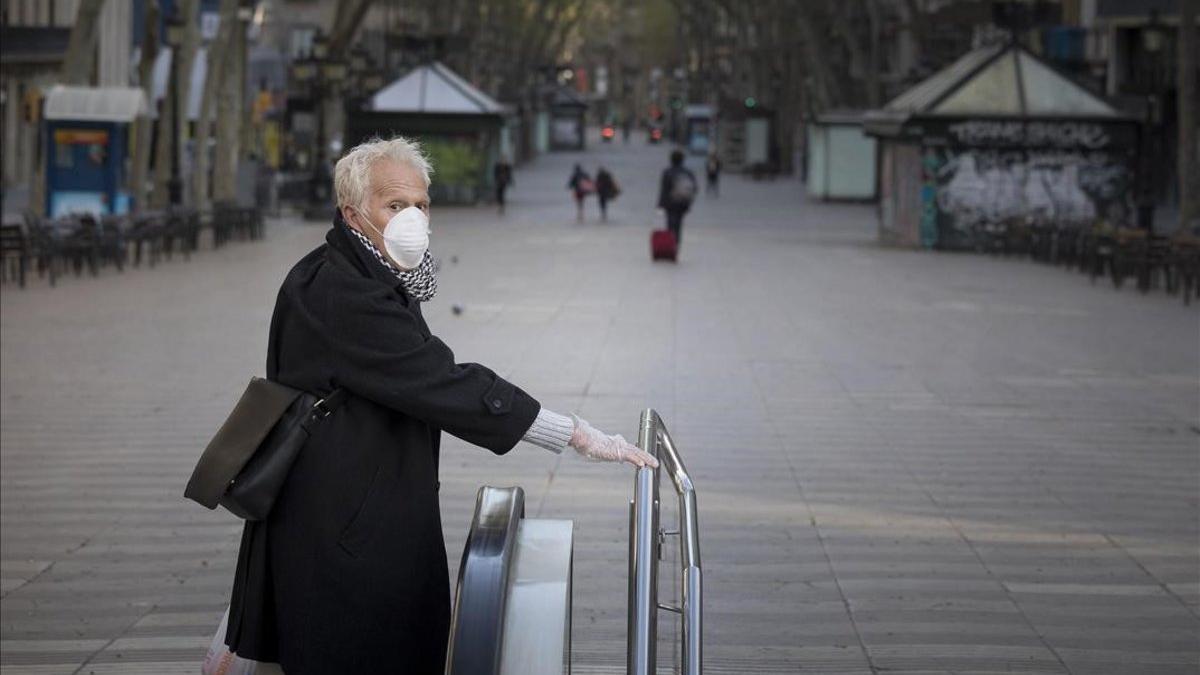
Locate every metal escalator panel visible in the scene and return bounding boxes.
[446,486,524,675]
[446,486,574,675]
[499,519,573,675]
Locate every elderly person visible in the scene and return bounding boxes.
[225,136,656,674]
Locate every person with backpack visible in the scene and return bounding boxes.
[567,164,593,222]
[595,166,620,221]
[656,150,697,245]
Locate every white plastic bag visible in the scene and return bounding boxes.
[203,607,283,675]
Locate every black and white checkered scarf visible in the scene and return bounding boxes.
[346,225,438,302]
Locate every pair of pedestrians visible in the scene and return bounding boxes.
[565,151,703,260]
[567,164,621,221]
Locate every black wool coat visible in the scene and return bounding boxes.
[226,216,541,674]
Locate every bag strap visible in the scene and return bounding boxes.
[302,388,347,432]
[313,388,346,416]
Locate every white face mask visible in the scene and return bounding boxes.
[357,206,430,270]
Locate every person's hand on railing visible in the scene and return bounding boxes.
[569,415,659,468]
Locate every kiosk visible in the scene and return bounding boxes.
[42,86,147,218]
[684,105,715,156]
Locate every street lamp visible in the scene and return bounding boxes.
[165,15,187,207]
[1141,12,1166,55]
[312,34,329,61]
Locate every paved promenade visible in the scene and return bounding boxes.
[2,137,1198,674]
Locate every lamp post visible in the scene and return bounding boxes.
[165,15,186,207]
[298,35,349,218]
[311,35,330,178]
[1138,11,1167,232]
[290,55,317,168]
[320,58,347,159]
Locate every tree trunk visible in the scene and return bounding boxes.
[150,65,175,209]
[1179,0,1198,230]
[795,5,837,112]
[901,0,927,75]
[60,0,107,85]
[175,0,202,206]
[865,0,883,108]
[326,0,374,57]
[193,0,239,209]
[213,11,245,202]
[130,0,160,213]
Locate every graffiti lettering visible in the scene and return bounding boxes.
[946,121,1024,146]
[946,121,1112,149]
[931,148,1133,231]
[1025,122,1110,149]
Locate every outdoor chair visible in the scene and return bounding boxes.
[128,212,167,267]
[1166,234,1200,306]
[212,202,247,246]
[59,216,103,277]
[972,221,1008,255]
[211,202,234,248]
[99,215,129,271]
[249,206,264,240]
[1107,228,1149,291]
[1003,219,1033,257]
[0,223,29,287]
[1054,226,1083,269]
[77,214,128,274]
[24,213,62,286]
[1136,235,1172,294]
[1082,222,1119,285]
[232,206,262,241]
[1029,223,1054,263]
[161,208,201,260]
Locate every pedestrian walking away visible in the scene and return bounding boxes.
[493,156,514,213]
[567,163,594,222]
[595,166,620,221]
[706,152,721,196]
[224,137,657,674]
[657,149,697,246]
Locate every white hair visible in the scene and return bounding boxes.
[334,136,433,209]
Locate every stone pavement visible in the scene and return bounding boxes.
[2,135,1198,675]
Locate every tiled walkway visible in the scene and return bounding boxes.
[2,137,1197,674]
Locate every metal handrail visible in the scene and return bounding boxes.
[629,409,702,675]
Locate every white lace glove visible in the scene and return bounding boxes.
[569,415,659,468]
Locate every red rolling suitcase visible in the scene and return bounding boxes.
[651,229,678,262]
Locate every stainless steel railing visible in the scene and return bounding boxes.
[628,409,702,675]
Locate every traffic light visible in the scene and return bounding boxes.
[744,96,757,109]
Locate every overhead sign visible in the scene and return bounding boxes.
[54,129,109,145]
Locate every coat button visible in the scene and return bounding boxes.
[492,399,503,408]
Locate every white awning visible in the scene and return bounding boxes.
[369,61,504,115]
[43,85,148,122]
